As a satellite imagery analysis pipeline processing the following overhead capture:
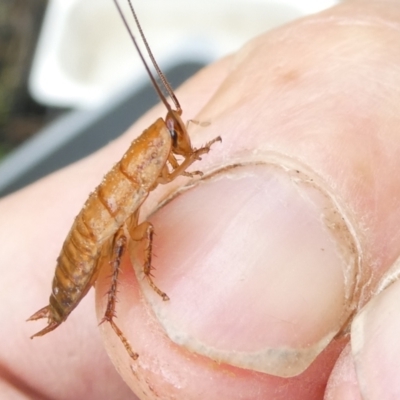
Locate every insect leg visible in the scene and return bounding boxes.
[164,152,200,179]
[127,218,169,301]
[99,231,138,360]
[158,136,222,184]
[186,119,210,128]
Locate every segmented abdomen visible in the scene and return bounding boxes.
[48,118,172,322]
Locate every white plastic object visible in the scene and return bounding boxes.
[29,0,340,109]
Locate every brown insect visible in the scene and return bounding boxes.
[28,0,221,359]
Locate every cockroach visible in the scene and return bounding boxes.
[28,0,221,360]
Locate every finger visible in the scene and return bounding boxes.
[325,276,400,400]
[96,0,400,398]
[351,278,400,399]
[324,344,363,400]
[96,250,347,400]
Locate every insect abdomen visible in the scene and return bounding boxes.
[48,119,172,321]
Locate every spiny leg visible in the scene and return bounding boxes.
[127,219,169,301]
[99,232,138,360]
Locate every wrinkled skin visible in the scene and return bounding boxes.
[2,1,400,399]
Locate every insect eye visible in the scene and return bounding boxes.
[170,129,178,147]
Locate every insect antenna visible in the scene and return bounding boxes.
[112,0,181,114]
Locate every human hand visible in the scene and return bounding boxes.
[96,1,400,398]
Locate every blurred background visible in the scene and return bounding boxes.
[0,0,339,197]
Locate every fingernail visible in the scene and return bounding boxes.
[351,278,400,399]
[131,161,360,377]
